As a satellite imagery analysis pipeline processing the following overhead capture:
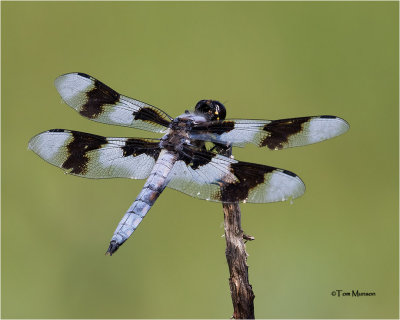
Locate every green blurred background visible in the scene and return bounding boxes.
[2,2,398,318]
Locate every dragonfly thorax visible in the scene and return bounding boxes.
[160,118,192,152]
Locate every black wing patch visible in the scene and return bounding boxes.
[190,116,349,149]
[28,129,161,179]
[55,73,172,133]
[166,146,305,203]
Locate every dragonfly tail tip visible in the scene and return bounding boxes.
[105,240,120,256]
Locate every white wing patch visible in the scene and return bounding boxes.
[300,117,350,144]
[218,120,271,147]
[54,73,93,108]
[28,130,72,164]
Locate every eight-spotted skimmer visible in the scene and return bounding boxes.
[29,73,349,255]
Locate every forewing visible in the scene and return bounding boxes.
[55,73,172,132]
[190,116,349,149]
[28,129,161,179]
[166,146,305,203]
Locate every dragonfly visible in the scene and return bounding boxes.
[29,73,349,255]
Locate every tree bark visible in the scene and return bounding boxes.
[223,202,255,319]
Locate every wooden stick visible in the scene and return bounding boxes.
[223,203,255,319]
[218,145,255,319]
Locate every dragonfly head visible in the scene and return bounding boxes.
[194,100,226,121]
